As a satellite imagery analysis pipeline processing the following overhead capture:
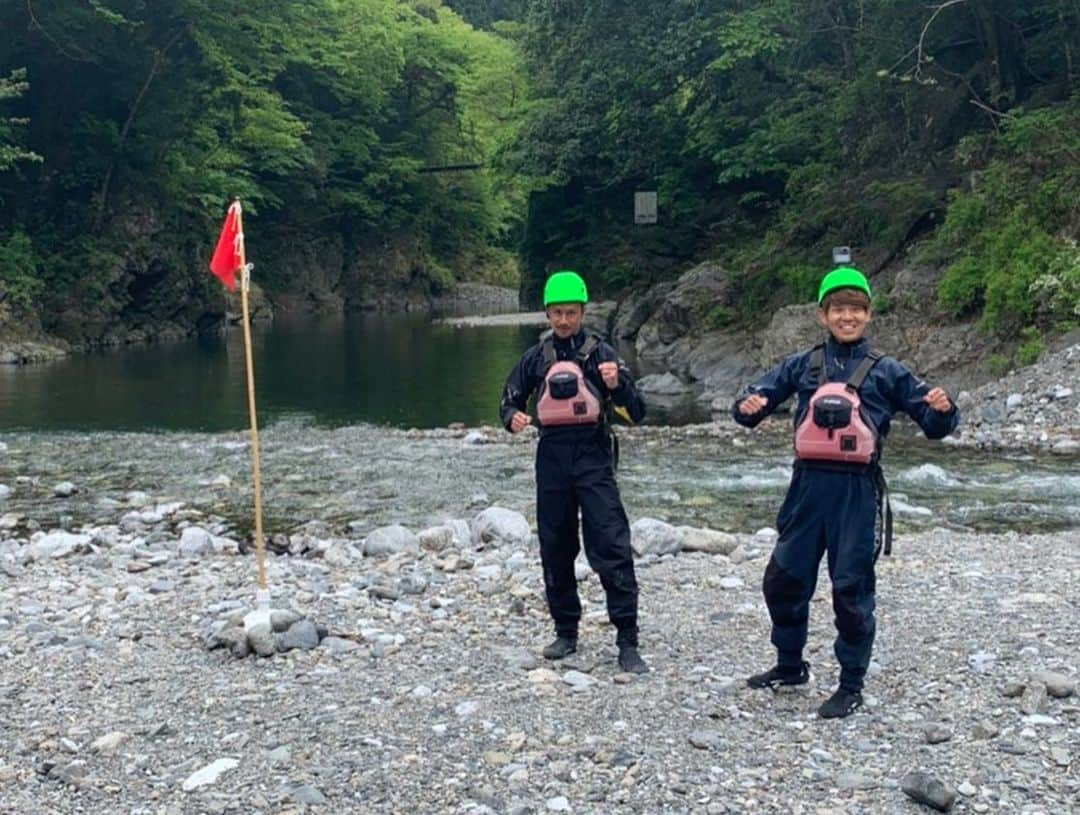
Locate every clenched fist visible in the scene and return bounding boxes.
[598,361,619,390]
[509,411,532,433]
[923,387,952,413]
[737,394,768,415]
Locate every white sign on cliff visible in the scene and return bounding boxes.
[634,192,657,224]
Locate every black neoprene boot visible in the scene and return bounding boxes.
[746,661,810,690]
[542,636,578,660]
[617,645,648,674]
[818,687,863,719]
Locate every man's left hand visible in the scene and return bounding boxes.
[598,361,619,390]
[923,387,952,412]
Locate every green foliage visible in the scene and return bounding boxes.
[0,0,530,334]
[0,231,42,311]
[444,0,529,29]
[931,99,1080,335]
[0,68,41,171]
[3,0,1080,343]
[599,264,637,291]
[704,305,737,330]
[513,0,1080,344]
[985,354,1011,377]
[776,262,821,304]
[872,293,892,315]
[1030,239,1080,330]
[1015,326,1044,366]
[937,255,986,318]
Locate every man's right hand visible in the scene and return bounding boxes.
[509,411,532,433]
[737,394,768,415]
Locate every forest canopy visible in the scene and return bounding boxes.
[1,0,1077,341]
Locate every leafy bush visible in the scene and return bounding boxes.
[599,264,637,292]
[704,304,737,330]
[985,354,1011,376]
[0,231,42,311]
[931,100,1080,335]
[1015,326,1044,367]
[1030,239,1080,331]
[872,293,891,314]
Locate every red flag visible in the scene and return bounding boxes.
[209,201,244,291]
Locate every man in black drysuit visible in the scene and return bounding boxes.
[500,270,648,674]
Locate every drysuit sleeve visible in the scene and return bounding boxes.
[885,359,960,440]
[731,354,802,428]
[500,348,538,431]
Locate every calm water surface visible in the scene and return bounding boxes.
[0,314,544,431]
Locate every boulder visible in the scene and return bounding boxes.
[637,372,692,395]
[677,527,739,555]
[630,518,684,557]
[471,507,531,548]
[28,531,92,561]
[178,527,214,557]
[363,525,420,557]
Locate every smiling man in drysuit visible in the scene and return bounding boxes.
[732,265,960,717]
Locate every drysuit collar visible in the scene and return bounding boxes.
[551,330,587,353]
[826,336,869,360]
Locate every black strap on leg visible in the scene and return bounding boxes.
[873,465,893,559]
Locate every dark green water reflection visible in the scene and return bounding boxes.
[0,314,540,431]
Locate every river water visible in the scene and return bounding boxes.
[0,314,539,431]
[0,315,1077,536]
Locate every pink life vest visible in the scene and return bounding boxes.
[536,336,604,426]
[794,346,882,465]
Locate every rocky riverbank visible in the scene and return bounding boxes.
[949,343,1080,454]
[0,489,1075,814]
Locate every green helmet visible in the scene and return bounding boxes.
[543,270,589,306]
[818,266,871,304]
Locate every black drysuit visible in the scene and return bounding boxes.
[500,330,646,646]
[733,337,960,691]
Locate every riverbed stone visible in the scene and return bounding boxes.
[53,481,77,498]
[418,525,454,552]
[182,758,239,791]
[638,372,692,395]
[363,525,420,557]
[178,526,214,557]
[471,507,531,548]
[923,723,952,744]
[1019,681,1049,715]
[677,526,738,555]
[1,413,1079,815]
[901,771,956,812]
[630,518,684,557]
[277,619,320,652]
[246,623,277,657]
[28,531,91,561]
[1032,670,1075,698]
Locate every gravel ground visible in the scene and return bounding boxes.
[1,499,1075,814]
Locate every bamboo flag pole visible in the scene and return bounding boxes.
[234,203,269,596]
[209,200,273,628]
